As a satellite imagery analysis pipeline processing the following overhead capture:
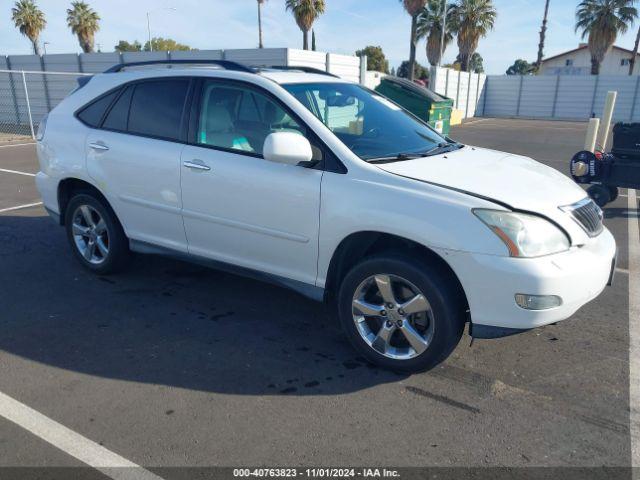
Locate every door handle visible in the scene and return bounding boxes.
[89,142,109,151]
[183,160,211,171]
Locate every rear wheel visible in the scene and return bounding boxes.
[337,254,465,372]
[607,186,619,202]
[64,193,129,274]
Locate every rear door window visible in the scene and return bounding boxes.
[102,86,133,132]
[128,79,189,141]
[77,89,119,127]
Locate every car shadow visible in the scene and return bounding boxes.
[0,214,408,396]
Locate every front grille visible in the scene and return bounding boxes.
[561,198,603,237]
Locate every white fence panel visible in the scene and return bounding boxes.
[326,53,360,83]
[43,54,80,117]
[483,76,519,117]
[224,48,288,67]
[79,52,122,73]
[593,76,637,121]
[446,72,459,107]
[430,67,486,119]
[518,76,557,118]
[170,49,224,61]
[288,49,326,70]
[554,76,596,119]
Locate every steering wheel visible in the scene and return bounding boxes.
[345,127,383,149]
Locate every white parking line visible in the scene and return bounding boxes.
[0,390,163,480]
[0,142,35,148]
[629,188,640,474]
[0,202,42,213]
[0,167,35,177]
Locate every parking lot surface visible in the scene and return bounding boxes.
[0,118,637,478]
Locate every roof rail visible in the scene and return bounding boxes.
[263,65,339,78]
[104,59,256,74]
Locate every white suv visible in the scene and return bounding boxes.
[35,60,617,372]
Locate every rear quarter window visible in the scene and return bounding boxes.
[102,86,133,132]
[76,89,120,127]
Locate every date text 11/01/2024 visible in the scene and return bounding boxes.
[232,468,401,477]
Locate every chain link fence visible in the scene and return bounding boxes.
[0,69,89,142]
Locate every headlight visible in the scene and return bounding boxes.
[474,209,570,258]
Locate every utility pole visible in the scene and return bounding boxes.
[147,12,152,51]
[146,7,176,52]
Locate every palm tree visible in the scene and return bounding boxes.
[285,0,325,50]
[11,0,46,56]
[417,0,456,66]
[575,0,637,75]
[450,0,497,72]
[67,1,100,53]
[257,0,267,48]
[534,0,551,72]
[399,0,428,80]
[630,24,640,75]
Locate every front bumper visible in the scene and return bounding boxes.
[435,227,617,335]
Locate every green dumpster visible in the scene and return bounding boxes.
[375,76,453,136]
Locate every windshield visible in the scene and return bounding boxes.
[282,82,451,161]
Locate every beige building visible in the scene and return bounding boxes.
[540,44,640,76]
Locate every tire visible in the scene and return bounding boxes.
[337,253,465,372]
[607,186,619,202]
[64,193,129,274]
[587,184,611,208]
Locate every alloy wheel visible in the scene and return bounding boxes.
[351,274,434,360]
[71,204,110,265]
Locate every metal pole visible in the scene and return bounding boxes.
[147,12,152,52]
[438,0,447,67]
[359,55,367,86]
[599,90,617,150]
[585,117,600,152]
[21,71,35,140]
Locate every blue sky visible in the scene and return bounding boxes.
[2,0,639,74]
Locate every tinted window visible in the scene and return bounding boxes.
[128,79,189,141]
[102,86,133,131]
[77,90,119,127]
[197,81,306,156]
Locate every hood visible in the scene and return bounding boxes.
[376,146,587,212]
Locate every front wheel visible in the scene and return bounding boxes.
[337,254,465,372]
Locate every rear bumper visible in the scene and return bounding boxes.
[35,171,59,220]
[435,227,617,334]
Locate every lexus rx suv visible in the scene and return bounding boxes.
[35,61,617,372]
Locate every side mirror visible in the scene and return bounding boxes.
[263,132,313,166]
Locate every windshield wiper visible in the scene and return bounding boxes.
[421,142,464,157]
[367,152,426,164]
[367,142,464,164]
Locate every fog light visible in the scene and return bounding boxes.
[515,294,562,310]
